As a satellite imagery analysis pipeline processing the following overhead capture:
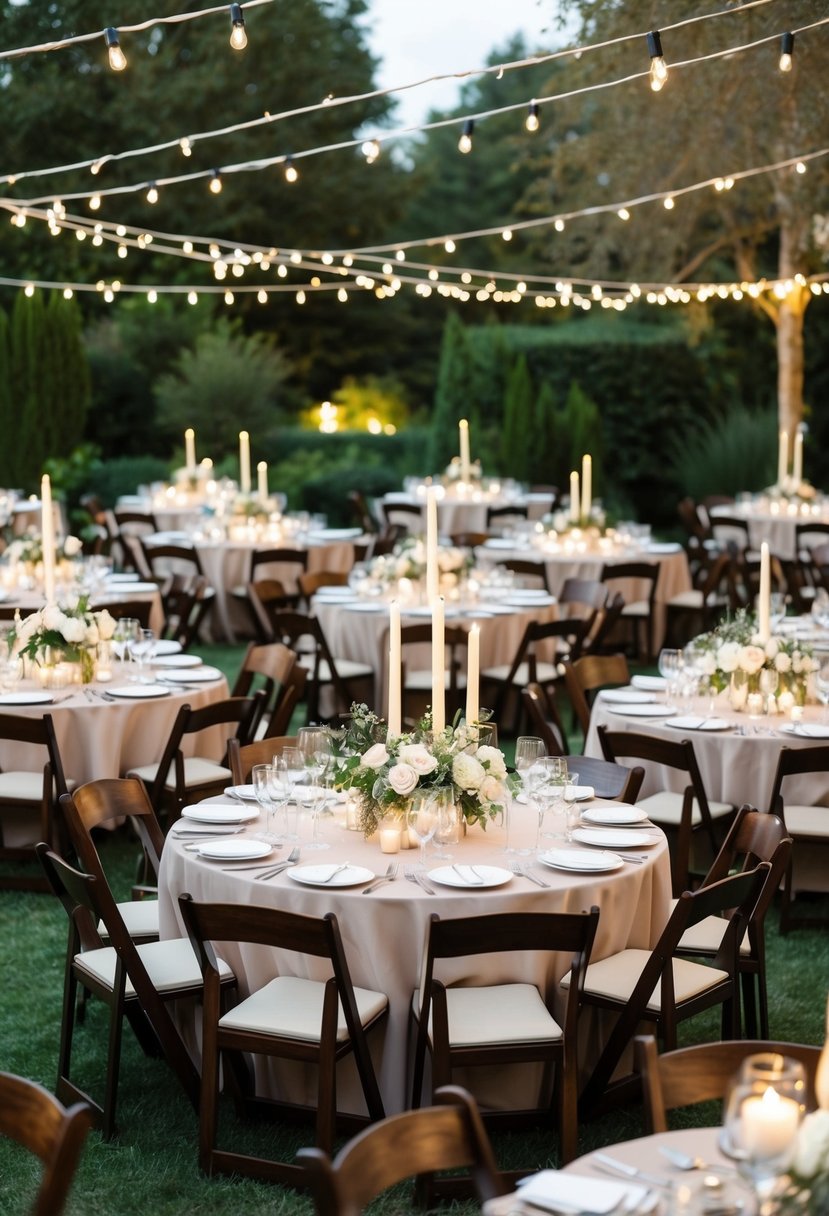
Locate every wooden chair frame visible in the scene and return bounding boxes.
[411,908,599,1165]
[0,1070,92,1216]
[482,618,589,733]
[561,654,631,745]
[0,712,70,891]
[600,561,659,662]
[231,641,298,736]
[178,894,387,1187]
[520,683,568,756]
[767,743,829,932]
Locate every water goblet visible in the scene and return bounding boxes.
[431,786,461,858]
[563,772,581,842]
[252,763,282,845]
[297,776,331,851]
[759,667,779,716]
[407,790,438,872]
[511,737,547,856]
[272,755,299,841]
[535,756,568,844]
[130,629,157,684]
[658,649,684,708]
[113,617,141,676]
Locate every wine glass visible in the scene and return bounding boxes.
[770,592,787,633]
[511,737,547,856]
[130,629,157,684]
[534,756,568,845]
[658,649,684,707]
[759,667,779,717]
[563,772,581,842]
[272,755,299,841]
[431,786,460,859]
[252,763,282,845]
[407,790,438,871]
[113,617,141,676]
[722,1053,806,1213]
[816,656,829,722]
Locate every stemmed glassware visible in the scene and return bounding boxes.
[431,786,461,859]
[112,618,141,677]
[510,737,547,855]
[252,763,282,845]
[130,629,157,684]
[658,648,684,708]
[532,756,568,848]
[722,1053,806,1214]
[562,772,581,842]
[816,656,829,722]
[407,790,438,871]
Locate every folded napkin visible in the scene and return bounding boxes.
[452,864,484,885]
[517,1170,648,1214]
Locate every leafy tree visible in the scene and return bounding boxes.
[154,318,293,456]
[501,354,533,480]
[48,294,90,454]
[523,0,829,432]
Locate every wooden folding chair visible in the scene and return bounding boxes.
[766,743,829,932]
[0,712,72,891]
[0,1070,92,1216]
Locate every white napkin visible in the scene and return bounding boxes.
[452,864,484,885]
[517,1170,647,1214]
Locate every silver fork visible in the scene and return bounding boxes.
[362,862,398,894]
[510,862,551,888]
[254,844,301,880]
[404,866,435,895]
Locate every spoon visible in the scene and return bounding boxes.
[659,1146,733,1174]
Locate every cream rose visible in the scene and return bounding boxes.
[774,651,792,674]
[452,752,485,792]
[96,609,116,641]
[717,642,741,673]
[479,775,505,803]
[63,535,83,557]
[476,745,507,780]
[387,763,418,796]
[397,744,438,775]
[739,645,766,676]
[361,743,389,770]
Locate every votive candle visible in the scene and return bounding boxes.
[741,1087,800,1160]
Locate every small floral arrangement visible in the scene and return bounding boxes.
[10,594,116,682]
[773,1109,829,1213]
[363,537,472,595]
[542,507,607,534]
[336,704,512,835]
[693,609,818,700]
[444,457,482,483]
[231,496,269,520]
[4,531,83,565]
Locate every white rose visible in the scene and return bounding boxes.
[479,775,505,803]
[739,645,766,676]
[387,763,418,796]
[361,743,389,770]
[476,745,507,780]
[397,744,438,775]
[452,752,485,792]
[62,618,87,644]
[84,622,99,646]
[792,1110,829,1178]
[775,651,792,674]
[96,609,116,641]
[42,604,64,631]
[764,638,779,660]
[717,642,741,673]
[63,535,83,557]
[699,653,717,676]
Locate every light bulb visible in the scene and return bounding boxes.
[209,169,223,195]
[647,31,667,91]
[458,119,474,154]
[284,157,299,183]
[362,139,380,163]
[89,194,101,211]
[229,4,247,50]
[525,102,540,133]
[146,184,159,204]
[779,32,794,72]
[104,27,127,71]
[180,138,192,158]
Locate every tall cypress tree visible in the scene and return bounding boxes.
[529,380,559,488]
[11,290,47,486]
[501,354,533,482]
[430,313,477,473]
[0,306,12,483]
[49,294,90,452]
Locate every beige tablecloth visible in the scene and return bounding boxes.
[711,502,829,561]
[381,492,554,537]
[158,800,671,1116]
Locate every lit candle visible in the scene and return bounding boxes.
[239,430,251,494]
[569,471,580,522]
[741,1087,800,1160]
[257,460,268,504]
[185,427,196,470]
[40,474,56,603]
[465,622,480,725]
[379,823,401,853]
[459,418,471,482]
[431,595,445,734]
[777,430,789,488]
[757,541,771,642]
[793,429,804,487]
[387,599,402,737]
[581,453,592,521]
[426,487,439,603]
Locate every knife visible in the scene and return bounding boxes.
[592,1153,670,1189]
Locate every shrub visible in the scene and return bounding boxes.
[669,406,777,499]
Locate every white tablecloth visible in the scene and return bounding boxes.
[381,492,554,537]
[711,502,829,560]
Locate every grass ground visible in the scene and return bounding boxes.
[0,647,827,1214]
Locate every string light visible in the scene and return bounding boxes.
[647,30,668,91]
[89,194,101,211]
[284,156,298,183]
[525,102,540,132]
[146,183,159,204]
[458,119,474,154]
[209,169,223,194]
[228,4,247,50]
[617,208,630,220]
[361,139,380,164]
[179,138,192,158]
[104,28,127,72]
[779,31,794,71]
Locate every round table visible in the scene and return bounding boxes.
[380,491,554,537]
[711,500,829,561]
[158,797,671,1115]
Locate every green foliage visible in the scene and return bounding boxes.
[154,319,293,457]
[562,381,603,491]
[309,375,411,432]
[430,314,478,471]
[530,380,559,486]
[83,455,172,507]
[501,354,533,481]
[669,406,778,500]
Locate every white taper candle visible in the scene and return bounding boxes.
[758,541,771,643]
[185,428,196,470]
[431,596,445,734]
[465,623,480,726]
[239,431,251,494]
[581,453,592,521]
[40,474,56,603]
[388,599,402,737]
[426,487,439,603]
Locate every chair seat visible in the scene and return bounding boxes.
[482,661,560,686]
[562,948,728,1012]
[0,771,77,801]
[669,901,750,955]
[621,601,649,618]
[219,974,388,1043]
[75,937,232,997]
[128,757,233,791]
[98,899,160,942]
[297,657,374,682]
[638,791,733,828]
[406,670,467,692]
[783,805,829,838]
[413,983,562,1047]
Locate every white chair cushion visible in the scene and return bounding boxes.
[128,758,232,790]
[298,657,373,682]
[677,913,750,956]
[668,591,704,609]
[783,805,829,838]
[413,984,562,1047]
[621,601,649,618]
[482,662,559,686]
[98,899,160,942]
[219,974,387,1043]
[0,772,77,801]
[561,948,728,1012]
[406,670,467,691]
[637,791,733,828]
[75,937,232,997]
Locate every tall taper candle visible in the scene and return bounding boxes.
[185,428,196,470]
[569,471,580,522]
[40,474,56,603]
[777,430,789,488]
[431,595,445,734]
[465,623,480,725]
[459,418,471,482]
[257,461,268,504]
[758,541,771,643]
[426,487,439,603]
[239,431,251,494]
[793,429,803,487]
[581,453,592,521]
[387,599,402,737]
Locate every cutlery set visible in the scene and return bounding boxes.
[510,862,551,888]
[362,862,398,894]
[404,866,435,894]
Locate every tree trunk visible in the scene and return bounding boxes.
[776,287,808,438]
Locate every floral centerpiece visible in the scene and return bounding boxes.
[692,609,818,706]
[361,537,472,599]
[10,594,116,684]
[541,506,607,536]
[336,704,513,835]
[4,532,83,567]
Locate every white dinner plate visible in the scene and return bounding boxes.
[607,704,677,718]
[307,527,362,542]
[516,787,594,804]
[224,784,259,801]
[481,538,517,550]
[105,684,171,699]
[158,665,223,683]
[581,807,651,827]
[154,639,182,656]
[196,838,272,861]
[631,675,668,692]
[667,715,730,732]
[0,691,54,705]
[115,581,159,593]
[476,602,519,615]
[647,542,681,554]
[287,864,375,887]
[599,689,656,704]
[504,596,556,609]
[313,589,356,600]
[181,803,259,825]
[572,827,660,849]
[538,849,624,874]
[780,723,829,739]
[428,864,513,889]
[505,589,552,601]
[152,653,202,668]
[106,572,140,583]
